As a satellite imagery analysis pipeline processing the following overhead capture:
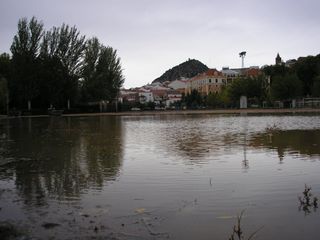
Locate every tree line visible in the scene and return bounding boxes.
[0,17,124,114]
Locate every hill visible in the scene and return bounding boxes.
[152,59,209,83]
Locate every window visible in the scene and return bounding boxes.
[215,79,218,83]
[209,79,211,83]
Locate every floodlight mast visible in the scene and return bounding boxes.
[239,51,246,68]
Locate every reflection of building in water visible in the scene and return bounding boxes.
[249,130,320,162]
[0,116,124,205]
[242,132,249,169]
[157,116,247,165]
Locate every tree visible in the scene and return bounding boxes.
[206,92,220,108]
[263,64,290,78]
[40,24,86,107]
[41,24,86,76]
[81,37,124,103]
[36,56,69,108]
[294,55,320,96]
[218,87,231,108]
[226,77,265,106]
[312,75,320,97]
[0,53,11,79]
[10,17,44,110]
[271,73,303,100]
[0,53,11,114]
[0,77,8,114]
[183,89,203,108]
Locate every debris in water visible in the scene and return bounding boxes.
[135,208,146,214]
[41,222,61,229]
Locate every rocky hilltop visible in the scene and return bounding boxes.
[152,59,208,83]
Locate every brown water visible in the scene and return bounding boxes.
[0,114,320,239]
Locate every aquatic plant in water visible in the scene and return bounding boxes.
[229,210,263,240]
[298,184,318,214]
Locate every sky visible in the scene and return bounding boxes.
[1,0,320,88]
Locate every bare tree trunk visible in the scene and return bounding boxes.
[6,92,9,115]
[67,99,70,110]
[27,100,31,111]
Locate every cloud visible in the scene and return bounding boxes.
[1,0,320,88]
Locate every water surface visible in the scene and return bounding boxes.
[0,114,320,239]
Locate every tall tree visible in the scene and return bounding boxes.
[0,53,11,79]
[271,73,303,100]
[81,38,124,103]
[227,77,265,103]
[0,77,8,114]
[0,53,11,114]
[294,55,320,96]
[10,17,44,110]
[40,24,86,107]
[41,24,86,76]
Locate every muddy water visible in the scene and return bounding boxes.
[0,114,320,239]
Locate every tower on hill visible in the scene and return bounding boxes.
[275,53,282,65]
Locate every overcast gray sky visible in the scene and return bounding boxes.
[1,0,319,88]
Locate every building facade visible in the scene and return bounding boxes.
[185,69,227,95]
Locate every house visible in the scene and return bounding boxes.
[168,78,188,94]
[138,88,154,104]
[244,67,262,78]
[166,90,182,107]
[120,89,139,103]
[221,67,240,85]
[185,69,227,95]
[150,85,171,105]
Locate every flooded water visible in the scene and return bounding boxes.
[0,114,320,239]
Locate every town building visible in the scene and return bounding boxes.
[138,88,154,104]
[119,89,139,103]
[221,67,240,85]
[166,90,182,107]
[168,78,188,94]
[185,69,227,95]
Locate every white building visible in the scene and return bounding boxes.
[138,88,154,104]
[166,90,182,107]
[168,79,187,93]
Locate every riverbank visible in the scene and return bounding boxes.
[61,108,320,117]
[1,108,320,119]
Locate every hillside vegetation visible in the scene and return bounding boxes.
[153,59,208,83]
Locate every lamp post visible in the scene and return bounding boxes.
[239,51,246,68]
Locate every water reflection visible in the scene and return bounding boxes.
[1,115,320,240]
[159,115,251,165]
[0,116,123,205]
[146,115,320,170]
[249,129,320,161]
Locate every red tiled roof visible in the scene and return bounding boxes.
[245,68,261,77]
[188,69,224,82]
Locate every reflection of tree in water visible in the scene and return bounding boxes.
[249,130,320,162]
[76,117,123,187]
[0,116,123,205]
